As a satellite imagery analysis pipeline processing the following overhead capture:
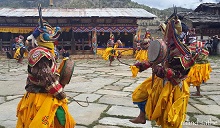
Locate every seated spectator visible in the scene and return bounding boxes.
[84,45,91,50]
[62,50,69,58]
[6,52,13,59]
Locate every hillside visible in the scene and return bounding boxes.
[0,0,193,21]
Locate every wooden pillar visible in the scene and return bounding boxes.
[88,31,91,47]
[82,38,84,54]
[49,0,54,6]
[61,39,64,49]
[10,39,13,56]
[200,32,203,40]
[92,30,97,55]
[132,33,136,56]
[0,39,2,53]
[10,33,14,55]
[71,31,76,54]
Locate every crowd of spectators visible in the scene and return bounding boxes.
[205,35,220,55]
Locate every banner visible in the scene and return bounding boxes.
[0,27,34,33]
[72,26,94,32]
[72,26,138,32]
[95,26,137,32]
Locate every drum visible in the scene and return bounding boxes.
[148,39,168,65]
[58,58,75,86]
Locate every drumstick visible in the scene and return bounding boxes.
[115,49,134,66]
[117,57,131,66]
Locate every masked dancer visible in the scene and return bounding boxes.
[135,31,151,62]
[129,9,199,128]
[16,5,76,128]
[13,35,29,63]
[184,35,212,97]
[102,34,122,66]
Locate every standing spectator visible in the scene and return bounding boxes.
[186,28,197,45]
[54,46,60,62]
[54,40,59,47]
[205,36,213,55]
[212,35,219,55]
[12,38,17,51]
[54,40,60,62]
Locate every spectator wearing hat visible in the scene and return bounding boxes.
[212,35,219,55]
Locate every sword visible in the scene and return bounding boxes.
[38,4,44,28]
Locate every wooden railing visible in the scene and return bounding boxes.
[0,39,93,55]
[0,39,13,55]
[58,40,93,54]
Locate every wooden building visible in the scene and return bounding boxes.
[0,8,156,56]
[181,2,220,39]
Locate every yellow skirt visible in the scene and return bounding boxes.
[102,47,113,60]
[135,50,148,62]
[13,47,28,60]
[185,63,212,86]
[16,93,76,128]
[14,48,21,59]
[132,76,189,128]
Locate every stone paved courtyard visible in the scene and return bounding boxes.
[0,55,220,128]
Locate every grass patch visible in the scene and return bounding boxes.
[187,112,198,123]
[189,116,197,123]
[215,114,220,120]
[209,55,220,60]
[190,97,207,105]
[87,120,99,128]
[187,112,194,117]
[150,120,157,127]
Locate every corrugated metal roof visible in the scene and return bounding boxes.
[0,8,157,19]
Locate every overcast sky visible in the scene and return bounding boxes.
[132,0,220,10]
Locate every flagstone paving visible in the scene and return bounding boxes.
[0,55,220,128]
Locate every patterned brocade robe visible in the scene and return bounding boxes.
[26,46,66,100]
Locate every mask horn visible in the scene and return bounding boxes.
[38,4,43,28]
[164,5,177,24]
[174,6,178,19]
